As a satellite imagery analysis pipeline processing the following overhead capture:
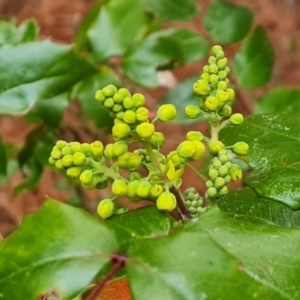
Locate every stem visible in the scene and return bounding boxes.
[170,187,191,220]
[86,253,127,300]
[186,163,205,180]
[210,124,219,141]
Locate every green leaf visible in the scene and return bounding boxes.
[122,29,209,87]
[0,136,7,175]
[254,87,300,114]
[204,0,253,43]
[107,205,173,253]
[73,70,120,128]
[0,19,17,45]
[218,188,300,228]
[0,40,97,115]
[233,26,274,89]
[87,0,146,60]
[221,111,300,209]
[0,200,118,300]
[16,18,39,42]
[158,75,204,124]
[127,207,300,300]
[142,0,198,21]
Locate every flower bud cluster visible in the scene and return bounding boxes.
[205,149,243,200]
[183,187,205,218]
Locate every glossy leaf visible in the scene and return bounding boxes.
[142,0,198,21]
[221,111,300,208]
[158,75,204,124]
[127,207,300,300]
[122,29,209,87]
[255,87,300,114]
[218,188,300,228]
[107,205,173,253]
[233,26,274,89]
[204,0,253,43]
[73,70,120,128]
[87,0,146,60]
[0,40,97,115]
[0,200,118,300]
[0,136,7,175]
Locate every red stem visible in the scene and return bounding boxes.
[170,187,191,220]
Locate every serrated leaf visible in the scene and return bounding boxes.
[254,87,300,114]
[142,0,198,21]
[218,188,300,228]
[106,205,173,253]
[158,75,204,124]
[233,26,274,89]
[0,40,97,115]
[73,70,120,128]
[204,0,253,43]
[87,0,146,60]
[122,29,209,87]
[221,111,300,209]
[127,207,300,300]
[0,200,118,300]
[0,136,7,175]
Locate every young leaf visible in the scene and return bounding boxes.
[0,40,97,115]
[106,205,173,253]
[254,87,300,114]
[218,188,300,228]
[204,0,253,43]
[16,18,39,42]
[127,207,300,300]
[233,26,274,89]
[122,29,208,87]
[87,0,146,60]
[158,75,204,124]
[221,111,300,209]
[141,0,199,21]
[0,200,118,300]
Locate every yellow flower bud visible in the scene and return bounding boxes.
[112,141,128,157]
[157,104,177,122]
[229,164,242,181]
[156,192,177,212]
[72,152,86,166]
[112,123,131,140]
[232,142,249,156]
[135,107,149,122]
[190,141,205,160]
[150,132,165,148]
[136,122,155,139]
[150,184,164,198]
[205,96,219,111]
[230,113,244,125]
[62,155,73,167]
[136,180,152,198]
[79,170,93,185]
[208,140,225,155]
[216,90,229,102]
[186,131,204,141]
[177,140,197,158]
[185,105,201,119]
[97,199,114,219]
[132,93,145,108]
[126,180,140,199]
[123,110,136,124]
[220,105,232,117]
[112,179,127,196]
[193,79,210,95]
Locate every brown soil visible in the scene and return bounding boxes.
[0,0,299,237]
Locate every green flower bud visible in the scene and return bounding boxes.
[225,162,232,169]
[213,159,222,169]
[118,88,131,98]
[104,98,114,108]
[233,142,249,156]
[113,92,124,103]
[66,166,82,178]
[97,199,114,220]
[126,180,140,199]
[79,169,93,185]
[167,151,184,169]
[136,107,149,122]
[132,93,145,108]
[129,171,142,181]
[193,79,211,95]
[177,140,197,158]
[112,179,127,196]
[224,174,231,183]
[218,71,227,80]
[95,90,105,102]
[219,154,228,164]
[81,143,91,154]
[91,140,104,157]
[217,80,228,90]
[157,104,177,122]
[186,131,204,141]
[216,90,229,102]
[48,157,55,165]
[127,153,142,170]
[61,146,71,156]
[201,72,210,80]
[112,123,131,140]
[156,191,177,212]
[69,142,82,153]
[150,184,164,198]
[208,140,225,154]
[208,168,219,181]
[216,50,224,59]
[55,159,63,169]
[185,105,201,119]
[116,111,125,120]
[136,180,152,198]
[205,180,214,188]
[230,113,244,125]
[203,65,209,73]
[112,141,128,157]
[217,57,227,68]
[209,74,219,84]
[122,96,134,109]
[112,103,123,113]
[51,148,62,160]
[205,96,219,111]
[229,164,242,181]
[72,152,86,166]
[209,63,219,74]
[218,165,229,177]
[224,66,230,74]
[102,84,117,97]
[136,122,155,139]
[219,186,229,195]
[62,154,73,167]
[208,56,217,64]
[123,110,136,124]
[207,187,217,198]
[212,45,222,55]
[214,177,225,189]
[56,140,67,149]
[226,88,235,100]
[190,141,205,160]
[150,132,165,148]
[104,144,115,159]
[220,105,232,117]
